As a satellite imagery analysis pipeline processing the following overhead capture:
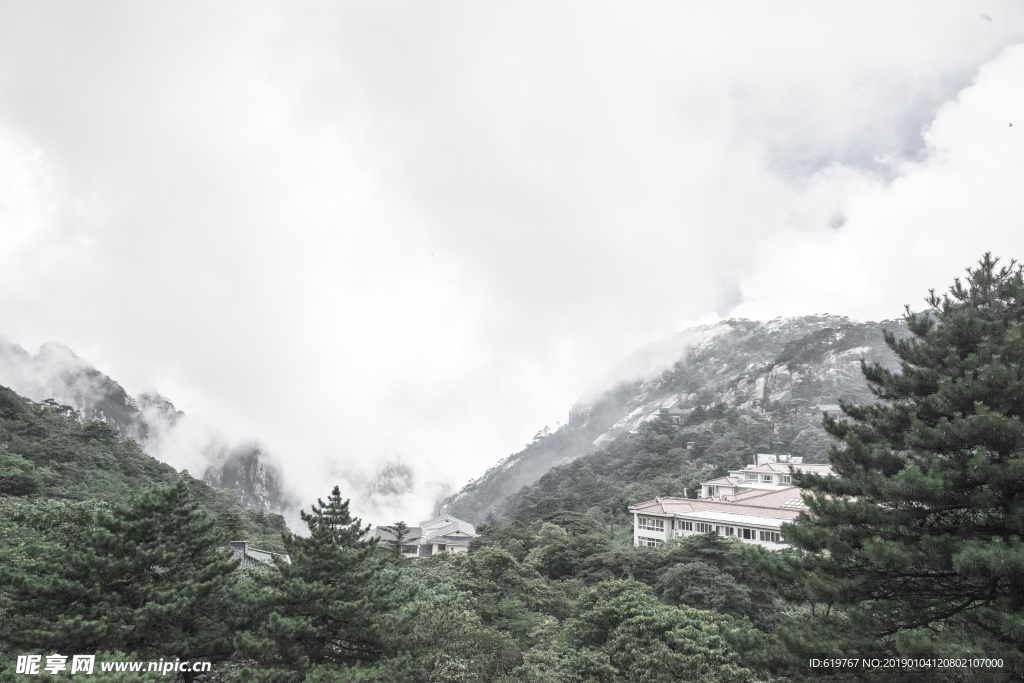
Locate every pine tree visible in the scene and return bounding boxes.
[241,486,407,679]
[776,255,1024,677]
[378,521,420,562]
[1,480,240,665]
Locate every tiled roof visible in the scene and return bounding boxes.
[371,516,478,545]
[727,487,814,507]
[370,526,424,543]
[631,489,813,521]
[227,541,291,569]
[703,476,742,486]
[427,522,460,537]
[418,515,477,536]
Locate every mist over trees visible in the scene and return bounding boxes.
[2,254,1022,681]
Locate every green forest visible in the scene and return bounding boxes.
[496,399,835,532]
[1,256,1022,682]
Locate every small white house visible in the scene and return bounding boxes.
[369,515,478,558]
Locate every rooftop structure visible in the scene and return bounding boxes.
[631,455,835,549]
[368,515,478,559]
[814,404,843,418]
[699,458,834,499]
[227,541,291,569]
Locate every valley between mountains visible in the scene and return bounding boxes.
[0,314,905,531]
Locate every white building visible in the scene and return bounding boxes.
[369,515,478,559]
[630,456,835,549]
[698,454,835,499]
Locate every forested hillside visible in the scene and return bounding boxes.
[0,384,288,552]
[0,339,294,514]
[0,373,788,681]
[4,259,1022,681]
[441,315,907,524]
[498,403,801,528]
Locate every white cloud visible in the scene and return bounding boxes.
[0,2,1022,523]
[732,44,1024,321]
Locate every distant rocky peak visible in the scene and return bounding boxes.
[0,338,148,443]
[35,341,82,364]
[202,442,296,514]
[0,334,297,516]
[137,392,185,429]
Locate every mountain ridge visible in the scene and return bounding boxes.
[0,337,296,515]
[437,315,908,524]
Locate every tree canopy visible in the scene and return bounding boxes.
[378,520,421,562]
[777,254,1024,678]
[238,486,407,680]
[1,481,240,665]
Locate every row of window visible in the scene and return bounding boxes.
[637,536,663,547]
[745,473,792,483]
[639,517,784,544]
[669,520,774,536]
[638,517,664,531]
[714,526,782,542]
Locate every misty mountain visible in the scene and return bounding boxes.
[0,383,289,552]
[0,337,295,515]
[0,339,151,443]
[437,315,907,524]
[202,443,292,513]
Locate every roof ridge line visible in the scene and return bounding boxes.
[736,487,791,500]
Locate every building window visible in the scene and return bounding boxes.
[695,522,713,533]
[638,517,664,532]
[758,530,781,543]
[402,545,417,554]
[762,474,773,483]
[742,528,753,540]
[678,521,693,532]
[746,473,757,480]
[780,475,791,484]
[637,536,663,547]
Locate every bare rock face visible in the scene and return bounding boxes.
[202,443,295,514]
[437,315,908,524]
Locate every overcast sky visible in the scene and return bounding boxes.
[1,2,1023,523]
